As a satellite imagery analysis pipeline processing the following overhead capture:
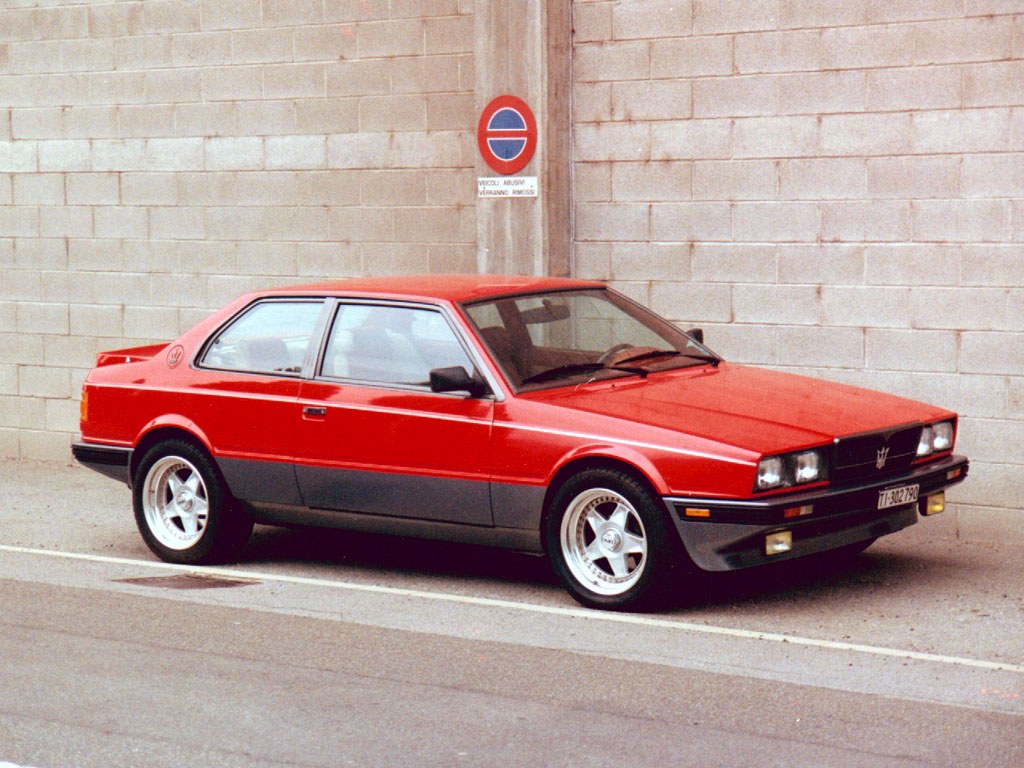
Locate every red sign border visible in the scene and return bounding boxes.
[477,95,537,175]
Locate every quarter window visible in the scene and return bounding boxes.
[200,300,324,375]
[321,304,475,386]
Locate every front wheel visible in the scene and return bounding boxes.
[545,469,681,611]
[133,440,253,565]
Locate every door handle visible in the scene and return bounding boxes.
[302,406,327,418]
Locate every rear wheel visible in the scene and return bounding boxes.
[546,469,680,611]
[133,440,252,564]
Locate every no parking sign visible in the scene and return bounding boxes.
[477,95,537,175]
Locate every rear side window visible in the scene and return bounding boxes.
[199,300,324,375]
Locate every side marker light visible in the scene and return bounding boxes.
[685,508,711,518]
[765,531,792,556]
[784,505,813,519]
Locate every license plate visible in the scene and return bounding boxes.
[878,484,919,510]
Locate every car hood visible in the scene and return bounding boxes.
[524,363,950,456]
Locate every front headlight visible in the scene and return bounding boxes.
[755,449,828,492]
[917,420,955,458]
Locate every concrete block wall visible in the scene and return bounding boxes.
[573,0,1024,539]
[0,0,477,459]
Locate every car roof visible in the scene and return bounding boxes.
[261,274,604,303]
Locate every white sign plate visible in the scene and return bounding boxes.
[478,176,538,198]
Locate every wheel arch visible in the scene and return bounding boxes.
[130,421,215,484]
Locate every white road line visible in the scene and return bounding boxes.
[3,543,1023,676]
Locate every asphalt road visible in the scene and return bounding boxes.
[1,459,1022,767]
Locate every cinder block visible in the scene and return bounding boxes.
[122,173,178,205]
[776,326,864,368]
[694,160,775,201]
[573,1,611,42]
[391,55,461,94]
[867,66,961,112]
[424,168,472,206]
[200,0,261,31]
[13,174,64,205]
[428,244,476,275]
[326,60,390,97]
[867,156,960,199]
[392,207,464,243]
[425,15,472,55]
[38,140,90,172]
[294,25,358,62]
[265,135,327,169]
[733,285,819,325]
[1,267,42,300]
[41,206,92,239]
[361,243,430,275]
[912,109,1012,154]
[66,173,119,205]
[17,302,68,335]
[70,304,123,337]
[614,0,692,39]
[965,61,1024,107]
[45,397,81,434]
[10,40,63,74]
[115,35,174,71]
[692,244,776,283]
[612,80,692,122]
[574,243,612,280]
[87,2,141,37]
[138,0,201,33]
[864,244,959,286]
[866,328,957,372]
[911,287,1012,331]
[733,202,819,243]
[14,238,66,270]
[650,35,732,79]
[61,38,115,72]
[234,100,298,135]
[359,170,426,206]
[172,32,232,67]
[778,70,867,115]
[205,136,264,170]
[32,7,89,40]
[821,201,912,242]
[145,69,202,104]
[150,207,206,240]
[92,139,147,171]
[296,242,362,277]
[234,242,298,277]
[780,0,867,27]
[0,363,14,395]
[1010,377,1024,418]
[87,72,147,106]
[200,66,262,101]
[914,16,1014,65]
[296,100,358,135]
[912,200,1011,243]
[576,122,650,162]
[958,417,1024,464]
[357,19,424,58]
[961,332,1024,375]
[962,153,1024,198]
[694,75,778,118]
[358,95,426,132]
[732,116,818,159]
[778,158,866,200]
[734,30,823,74]
[574,40,649,82]
[822,24,914,69]
[0,206,39,237]
[576,202,649,241]
[426,93,473,131]
[124,306,180,340]
[117,105,176,138]
[820,113,911,156]
[95,207,148,239]
[263,0,323,26]
[610,242,690,281]
[613,161,692,202]
[574,162,612,202]
[651,202,731,241]
[701,322,777,364]
[694,0,776,34]
[866,0,963,24]
[11,108,61,139]
[389,131,463,168]
[820,286,911,328]
[649,281,732,323]
[264,64,325,99]
[778,244,865,285]
[146,137,203,170]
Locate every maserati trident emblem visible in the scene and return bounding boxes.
[876,446,890,469]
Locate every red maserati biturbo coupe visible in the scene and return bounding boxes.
[74,275,969,610]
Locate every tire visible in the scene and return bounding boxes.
[132,439,253,565]
[545,468,681,611]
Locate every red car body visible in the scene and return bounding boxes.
[74,275,969,609]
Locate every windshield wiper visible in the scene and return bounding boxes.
[614,349,721,367]
[521,362,649,385]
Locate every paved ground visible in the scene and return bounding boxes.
[1,459,1022,767]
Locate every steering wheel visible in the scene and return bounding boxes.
[597,343,633,365]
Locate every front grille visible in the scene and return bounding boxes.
[832,422,922,484]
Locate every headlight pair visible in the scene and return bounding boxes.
[917,420,954,458]
[755,449,827,492]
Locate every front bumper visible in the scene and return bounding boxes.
[72,442,132,485]
[665,454,968,572]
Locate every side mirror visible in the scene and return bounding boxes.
[686,328,704,345]
[429,366,490,398]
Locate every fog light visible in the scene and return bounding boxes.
[765,531,792,556]
[923,492,945,516]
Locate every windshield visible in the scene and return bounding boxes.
[461,288,719,391]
